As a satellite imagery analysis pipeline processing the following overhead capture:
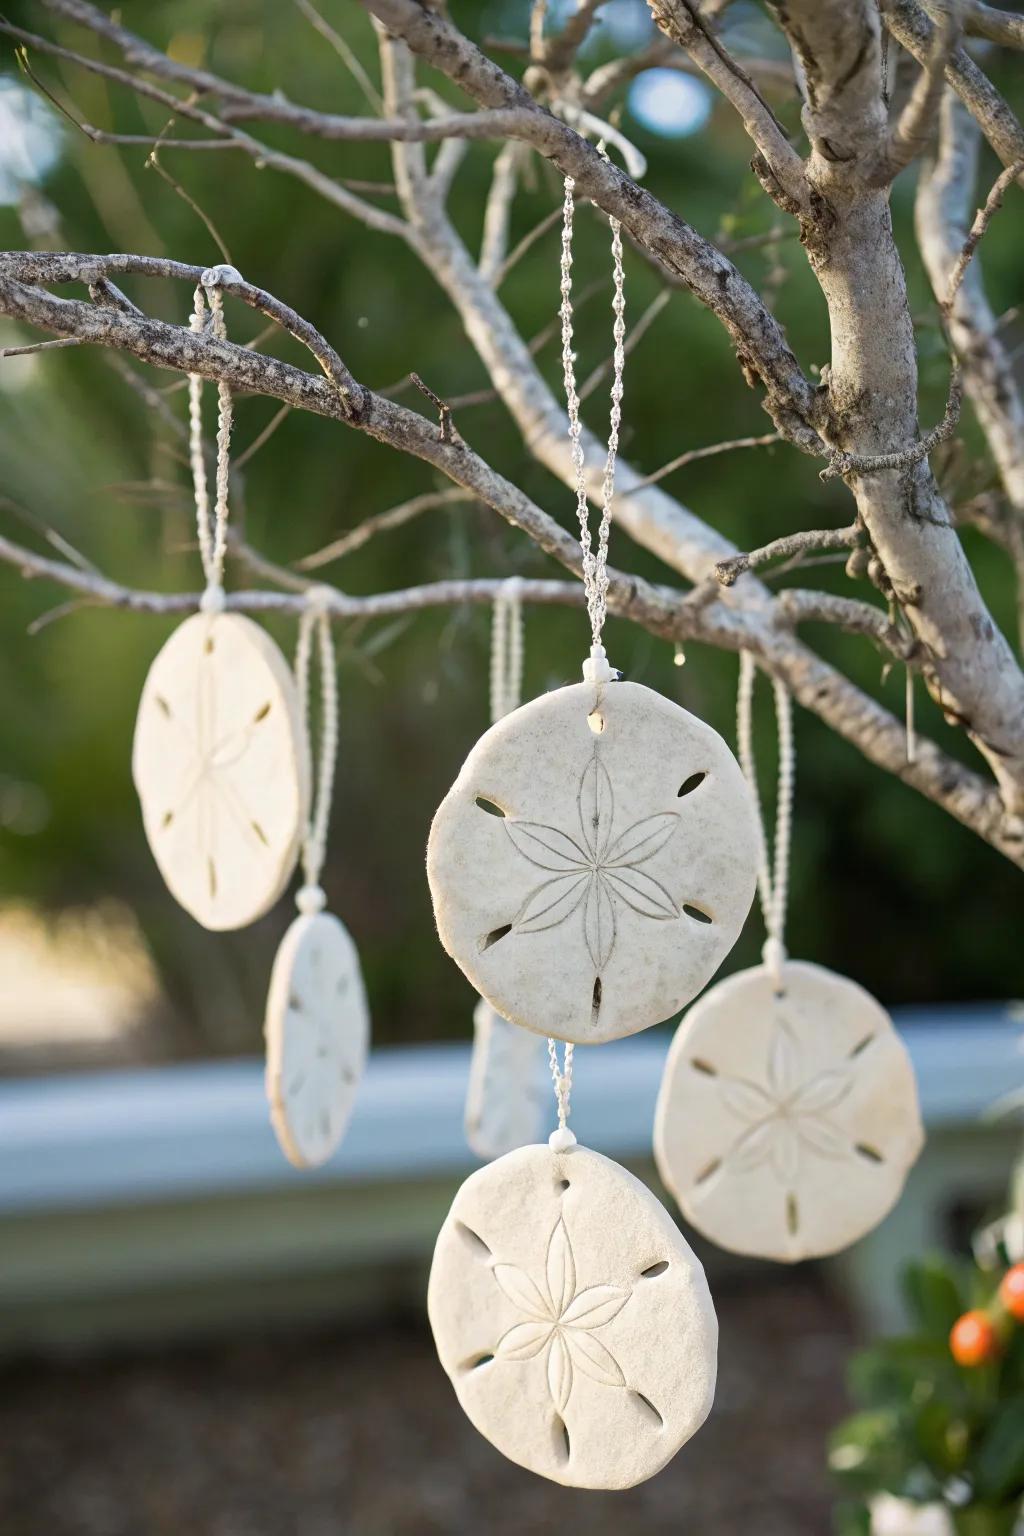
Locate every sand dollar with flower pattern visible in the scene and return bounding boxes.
[428,1140,717,1489]
[426,680,758,1044]
[264,910,369,1169]
[654,961,925,1262]
[133,612,309,930]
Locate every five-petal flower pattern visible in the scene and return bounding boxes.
[503,752,681,970]
[493,1214,632,1412]
[711,1018,858,1184]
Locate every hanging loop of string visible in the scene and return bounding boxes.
[489,578,524,724]
[294,585,339,914]
[547,1037,576,1150]
[736,650,795,992]
[559,168,626,686]
[187,266,243,613]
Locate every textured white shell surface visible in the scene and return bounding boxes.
[264,910,369,1169]
[132,612,308,930]
[428,1142,718,1490]
[426,680,758,1044]
[654,961,925,1262]
[465,1000,547,1161]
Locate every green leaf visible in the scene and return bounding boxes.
[903,1256,966,1338]
[973,1396,1024,1505]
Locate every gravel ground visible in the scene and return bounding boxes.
[0,1274,854,1536]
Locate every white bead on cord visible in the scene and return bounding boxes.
[559,171,626,684]
[294,585,338,913]
[736,650,795,990]
[187,268,242,613]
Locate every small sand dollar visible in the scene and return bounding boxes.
[133,612,308,930]
[427,680,758,1044]
[428,1141,717,1490]
[264,910,369,1169]
[465,1000,547,1161]
[654,961,925,1262]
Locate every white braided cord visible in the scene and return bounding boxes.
[737,651,795,983]
[295,592,339,893]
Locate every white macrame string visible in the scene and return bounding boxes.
[489,578,524,724]
[737,650,795,990]
[188,273,236,613]
[547,1036,575,1144]
[560,171,625,681]
[295,589,339,911]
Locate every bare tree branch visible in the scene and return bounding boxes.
[870,5,960,184]
[715,526,862,586]
[882,0,1024,188]
[647,0,809,212]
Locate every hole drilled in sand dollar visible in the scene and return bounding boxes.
[456,1221,492,1260]
[677,772,707,797]
[207,857,217,898]
[587,708,605,735]
[555,1177,570,1194]
[683,903,713,924]
[469,1353,494,1370]
[641,1260,669,1279]
[253,701,271,723]
[474,795,506,817]
[204,636,215,655]
[160,810,174,829]
[591,976,602,1024]
[855,1142,884,1164]
[786,1193,799,1235]
[480,923,512,951]
[695,1156,721,1185]
[849,1033,876,1059]
[552,1416,571,1463]
[155,694,171,718]
[632,1392,664,1428]
[251,820,268,845]
[691,1058,717,1076]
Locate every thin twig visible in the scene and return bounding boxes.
[296,489,476,570]
[715,523,861,585]
[624,431,781,496]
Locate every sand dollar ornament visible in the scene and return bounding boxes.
[427,185,758,1046]
[429,1137,717,1489]
[132,270,307,929]
[265,594,370,1169]
[654,655,925,1261]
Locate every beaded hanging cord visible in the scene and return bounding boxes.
[546,167,627,1143]
[560,170,626,687]
[187,266,244,614]
[736,651,795,992]
[294,587,339,915]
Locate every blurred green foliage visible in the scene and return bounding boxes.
[832,1252,1024,1533]
[0,2,1021,1057]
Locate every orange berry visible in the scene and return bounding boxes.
[999,1263,1024,1322]
[950,1310,1001,1367]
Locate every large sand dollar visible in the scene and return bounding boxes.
[428,1141,717,1489]
[427,680,758,1043]
[133,612,308,930]
[264,910,369,1169]
[654,961,925,1262]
